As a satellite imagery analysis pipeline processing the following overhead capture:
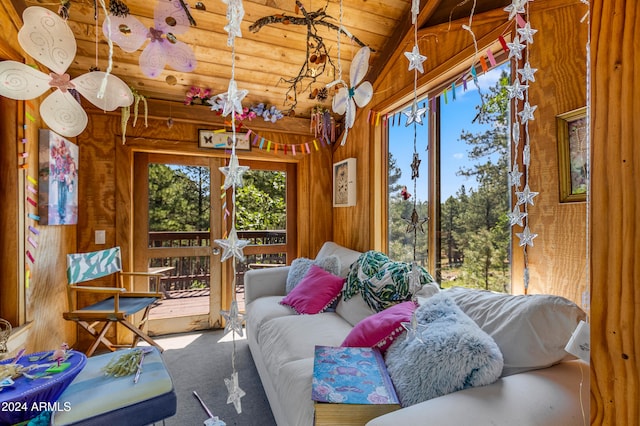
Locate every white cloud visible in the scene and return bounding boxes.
[453,152,465,160]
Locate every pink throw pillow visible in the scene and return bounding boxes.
[341,301,417,352]
[280,264,345,314]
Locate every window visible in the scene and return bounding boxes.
[387,62,511,292]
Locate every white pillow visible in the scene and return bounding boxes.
[445,287,586,376]
[335,292,377,327]
[285,255,341,294]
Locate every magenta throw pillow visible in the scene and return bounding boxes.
[280,264,345,314]
[341,301,417,352]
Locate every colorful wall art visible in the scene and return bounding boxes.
[38,130,79,225]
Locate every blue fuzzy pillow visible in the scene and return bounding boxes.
[384,293,503,407]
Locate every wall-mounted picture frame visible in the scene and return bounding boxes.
[333,158,357,207]
[198,129,251,151]
[38,129,79,225]
[557,107,588,203]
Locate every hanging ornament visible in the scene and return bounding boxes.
[222,0,245,45]
[224,371,246,414]
[215,227,249,263]
[219,153,250,190]
[103,0,196,78]
[404,45,427,74]
[329,46,374,145]
[403,100,427,126]
[221,300,245,337]
[0,6,133,138]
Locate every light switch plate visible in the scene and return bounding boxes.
[95,230,106,245]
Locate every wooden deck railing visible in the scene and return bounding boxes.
[148,230,286,292]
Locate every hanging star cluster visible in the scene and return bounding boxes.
[399,0,428,261]
[213,0,250,415]
[504,0,538,292]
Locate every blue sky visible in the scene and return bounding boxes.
[389,66,506,201]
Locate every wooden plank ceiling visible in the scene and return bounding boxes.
[18,0,508,121]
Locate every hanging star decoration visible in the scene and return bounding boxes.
[517,21,538,44]
[404,45,427,74]
[516,184,539,206]
[0,6,133,138]
[504,0,527,20]
[403,100,427,126]
[401,308,426,344]
[506,35,526,60]
[403,208,428,234]
[408,262,424,296]
[215,228,249,262]
[224,371,246,414]
[516,226,538,247]
[506,78,528,100]
[411,153,421,180]
[518,102,537,124]
[104,0,196,78]
[509,164,523,188]
[222,0,245,45]
[517,62,538,83]
[507,205,527,227]
[216,80,250,118]
[220,153,250,190]
[221,300,245,337]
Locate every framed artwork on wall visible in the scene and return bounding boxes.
[333,158,356,207]
[198,129,251,151]
[38,129,79,225]
[557,107,588,203]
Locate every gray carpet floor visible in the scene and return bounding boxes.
[157,329,276,426]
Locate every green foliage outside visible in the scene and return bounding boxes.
[235,170,286,231]
[148,165,211,232]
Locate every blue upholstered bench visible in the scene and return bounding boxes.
[51,347,176,426]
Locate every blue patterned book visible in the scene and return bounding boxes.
[312,346,399,406]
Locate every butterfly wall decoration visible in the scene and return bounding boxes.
[329,46,373,145]
[0,6,133,138]
[103,0,197,78]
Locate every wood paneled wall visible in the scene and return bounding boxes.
[590,0,640,423]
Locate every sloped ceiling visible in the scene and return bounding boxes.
[15,0,508,121]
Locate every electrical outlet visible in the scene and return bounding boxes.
[95,230,106,245]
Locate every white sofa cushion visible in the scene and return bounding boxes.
[246,296,294,345]
[445,287,586,376]
[335,292,377,327]
[259,313,353,378]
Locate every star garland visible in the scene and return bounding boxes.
[214,0,248,415]
[400,0,428,264]
[399,0,430,345]
[504,0,538,292]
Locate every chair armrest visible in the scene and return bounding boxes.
[123,292,162,298]
[69,285,126,294]
[244,266,290,306]
[120,272,164,278]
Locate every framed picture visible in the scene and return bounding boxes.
[333,158,356,207]
[38,129,79,225]
[557,107,588,202]
[198,129,251,151]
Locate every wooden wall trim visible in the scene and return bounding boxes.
[590,0,640,423]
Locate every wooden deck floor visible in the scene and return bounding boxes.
[148,288,245,320]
